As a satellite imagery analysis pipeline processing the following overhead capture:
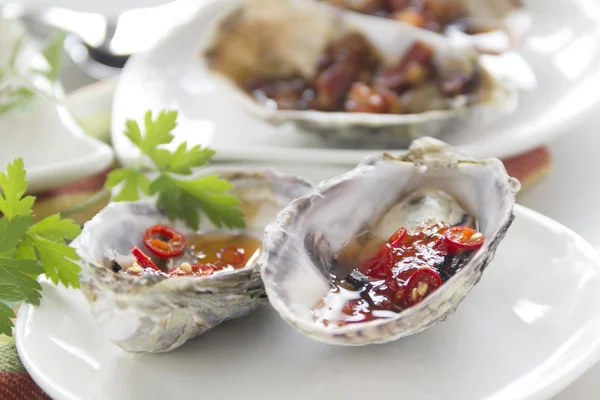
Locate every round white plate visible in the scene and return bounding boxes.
[112,0,600,166]
[0,100,114,193]
[15,199,600,400]
[0,19,114,193]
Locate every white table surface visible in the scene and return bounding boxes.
[514,112,600,399]
[53,52,600,397]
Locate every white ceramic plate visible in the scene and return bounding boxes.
[0,19,114,193]
[64,77,117,143]
[15,198,600,400]
[112,0,600,166]
[0,100,114,193]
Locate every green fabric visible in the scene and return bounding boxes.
[0,335,25,373]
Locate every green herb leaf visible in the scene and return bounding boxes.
[167,143,215,175]
[7,35,23,70]
[0,87,36,119]
[40,31,67,82]
[15,236,35,261]
[0,302,15,336]
[0,215,32,254]
[173,175,245,228]
[123,119,143,148]
[0,284,24,303]
[0,258,43,305]
[0,158,35,220]
[108,110,246,230]
[105,168,150,202]
[141,110,178,154]
[28,214,80,242]
[148,174,201,230]
[26,215,81,288]
[0,31,66,120]
[0,159,81,336]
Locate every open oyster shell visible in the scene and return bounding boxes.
[201,0,517,146]
[258,137,520,345]
[323,0,531,55]
[443,0,531,54]
[76,169,315,353]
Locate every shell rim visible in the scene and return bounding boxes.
[257,145,520,338]
[76,168,316,292]
[198,0,519,129]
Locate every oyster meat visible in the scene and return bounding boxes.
[258,137,520,345]
[76,169,315,353]
[201,0,517,145]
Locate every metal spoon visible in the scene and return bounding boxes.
[1,0,205,79]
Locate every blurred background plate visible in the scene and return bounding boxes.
[0,99,114,193]
[0,0,171,15]
[111,0,600,166]
[0,18,114,193]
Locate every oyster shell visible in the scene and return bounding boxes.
[258,137,520,345]
[443,0,531,55]
[323,0,531,55]
[201,0,517,146]
[76,169,315,353]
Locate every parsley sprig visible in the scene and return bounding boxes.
[0,110,245,334]
[105,110,245,230]
[0,31,66,118]
[0,159,81,336]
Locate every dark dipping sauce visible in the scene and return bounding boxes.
[122,231,262,278]
[313,220,484,327]
[240,32,483,114]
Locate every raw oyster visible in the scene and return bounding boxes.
[322,0,531,55]
[201,0,517,146]
[258,137,520,345]
[76,169,315,353]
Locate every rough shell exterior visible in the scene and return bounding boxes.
[258,137,520,345]
[76,169,315,353]
[201,0,517,146]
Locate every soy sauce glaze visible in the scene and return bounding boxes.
[313,219,484,327]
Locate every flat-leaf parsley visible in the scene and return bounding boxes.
[0,159,81,336]
[105,110,245,230]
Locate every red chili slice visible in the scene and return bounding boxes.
[218,246,245,266]
[395,265,422,285]
[192,264,215,276]
[342,299,363,315]
[211,261,228,271]
[392,265,424,304]
[167,266,190,277]
[360,228,406,277]
[168,263,215,277]
[359,244,393,279]
[131,246,159,271]
[387,227,407,248]
[341,299,373,321]
[401,268,442,308]
[444,226,485,252]
[143,224,186,258]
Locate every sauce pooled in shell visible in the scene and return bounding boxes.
[313,216,484,327]
[116,224,262,278]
